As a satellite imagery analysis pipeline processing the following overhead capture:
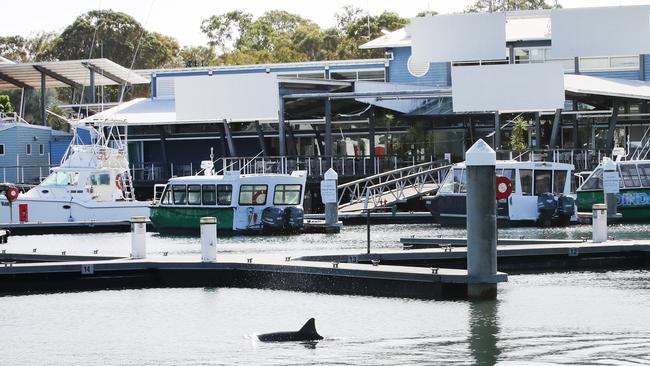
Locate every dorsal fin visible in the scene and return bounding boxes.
[298,318,316,334]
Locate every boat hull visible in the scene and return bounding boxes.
[577,189,650,222]
[149,206,235,233]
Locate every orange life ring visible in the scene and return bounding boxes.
[5,186,19,202]
[115,174,124,191]
[252,190,264,204]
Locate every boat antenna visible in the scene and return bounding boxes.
[118,0,156,103]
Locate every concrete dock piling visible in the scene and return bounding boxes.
[465,139,498,299]
[200,217,217,262]
[592,204,608,243]
[130,216,147,259]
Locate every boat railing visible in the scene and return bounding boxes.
[495,149,613,172]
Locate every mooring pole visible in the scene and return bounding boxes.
[322,168,339,233]
[465,139,498,300]
[602,157,619,223]
[130,216,147,259]
[200,217,217,262]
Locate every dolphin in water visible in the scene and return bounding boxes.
[257,318,323,342]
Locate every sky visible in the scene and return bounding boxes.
[4,0,650,47]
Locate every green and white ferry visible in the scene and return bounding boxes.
[150,169,308,234]
[577,159,650,221]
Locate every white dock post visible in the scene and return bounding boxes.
[602,158,619,223]
[200,217,217,262]
[322,168,339,233]
[130,216,147,259]
[465,139,498,300]
[592,204,608,243]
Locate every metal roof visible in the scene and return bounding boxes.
[564,74,650,100]
[0,58,150,90]
[360,10,552,50]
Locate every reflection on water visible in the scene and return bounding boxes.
[469,300,500,366]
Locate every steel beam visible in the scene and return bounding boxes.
[324,98,332,157]
[254,121,268,157]
[33,65,81,89]
[89,68,96,104]
[549,108,563,148]
[278,95,286,156]
[493,112,500,149]
[40,71,46,126]
[369,106,376,174]
[282,88,452,100]
[82,61,129,86]
[0,71,31,89]
[534,112,541,149]
[223,120,237,157]
[285,122,298,156]
[606,99,620,152]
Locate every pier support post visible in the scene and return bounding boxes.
[130,216,147,259]
[602,158,619,223]
[465,139,498,300]
[321,168,339,233]
[200,217,217,262]
[592,204,607,243]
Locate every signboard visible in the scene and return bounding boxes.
[603,170,620,194]
[320,180,337,204]
[451,63,565,112]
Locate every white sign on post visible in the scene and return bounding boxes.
[603,171,620,194]
[320,180,337,203]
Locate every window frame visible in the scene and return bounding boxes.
[202,184,216,205]
[172,184,188,205]
[26,143,31,155]
[273,184,303,205]
[217,184,233,206]
[238,184,268,206]
[187,184,202,205]
[0,144,5,156]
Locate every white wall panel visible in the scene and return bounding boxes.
[411,13,506,63]
[551,6,650,58]
[175,73,279,121]
[451,64,565,112]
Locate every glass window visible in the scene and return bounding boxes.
[274,184,302,205]
[26,144,31,155]
[449,168,466,193]
[439,170,455,193]
[88,174,98,186]
[619,164,641,188]
[202,184,216,205]
[172,185,187,205]
[520,169,533,196]
[42,171,79,186]
[217,185,232,205]
[535,170,552,195]
[98,174,110,185]
[161,187,172,205]
[187,184,201,205]
[239,184,267,205]
[39,144,44,155]
[0,144,4,155]
[581,168,603,190]
[638,164,650,187]
[553,170,567,194]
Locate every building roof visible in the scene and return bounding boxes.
[360,10,552,50]
[564,74,650,100]
[0,58,150,90]
[80,97,176,126]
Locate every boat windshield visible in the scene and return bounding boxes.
[41,171,79,187]
[581,168,603,190]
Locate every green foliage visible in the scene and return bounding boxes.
[416,10,439,17]
[0,95,14,113]
[48,10,180,69]
[0,32,57,62]
[46,104,69,132]
[510,116,529,152]
[180,46,215,67]
[465,0,558,12]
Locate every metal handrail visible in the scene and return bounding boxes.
[338,159,448,189]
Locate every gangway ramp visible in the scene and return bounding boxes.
[337,160,451,213]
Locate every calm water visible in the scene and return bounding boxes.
[0,224,649,365]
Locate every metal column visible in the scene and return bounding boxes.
[606,99,620,152]
[254,121,268,157]
[369,106,376,174]
[223,120,237,157]
[324,98,332,157]
[534,112,541,149]
[278,95,286,157]
[40,70,46,126]
[493,112,500,149]
[89,68,96,104]
[549,108,562,148]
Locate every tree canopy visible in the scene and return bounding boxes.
[465,0,557,12]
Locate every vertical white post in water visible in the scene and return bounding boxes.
[592,204,608,243]
[465,139,498,300]
[130,216,147,259]
[321,168,339,233]
[602,157,619,223]
[200,217,217,262]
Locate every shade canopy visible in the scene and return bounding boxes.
[0,58,149,90]
[564,74,650,101]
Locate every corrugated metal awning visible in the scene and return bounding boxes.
[0,58,149,89]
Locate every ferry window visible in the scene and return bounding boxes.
[187,185,202,205]
[172,185,187,205]
[217,185,232,205]
[239,184,267,205]
[274,184,302,205]
[449,168,466,193]
[520,169,533,195]
[161,187,172,205]
[638,164,650,187]
[553,170,567,194]
[98,173,110,185]
[500,169,517,193]
[619,164,641,188]
[42,171,79,186]
[202,184,216,205]
[534,170,552,194]
[581,168,603,190]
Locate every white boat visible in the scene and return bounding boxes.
[0,122,149,232]
[150,166,307,234]
[425,160,577,227]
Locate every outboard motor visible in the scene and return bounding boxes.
[537,192,557,227]
[283,206,304,232]
[262,207,285,233]
[556,195,575,225]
